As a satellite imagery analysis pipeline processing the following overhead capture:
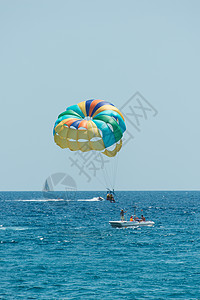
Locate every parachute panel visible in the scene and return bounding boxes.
[53,99,126,157]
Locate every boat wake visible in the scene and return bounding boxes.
[6,197,104,202]
[77,197,104,202]
[6,199,67,202]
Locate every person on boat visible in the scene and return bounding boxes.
[141,215,146,221]
[130,215,133,222]
[134,216,140,222]
[120,209,126,221]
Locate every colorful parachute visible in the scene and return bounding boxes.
[53,99,126,157]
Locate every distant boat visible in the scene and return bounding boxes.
[109,220,155,228]
[42,179,64,200]
[43,179,51,192]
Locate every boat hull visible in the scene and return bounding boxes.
[109,220,155,228]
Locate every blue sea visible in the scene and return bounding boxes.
[0,191,200,299]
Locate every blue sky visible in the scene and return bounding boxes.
[0,0,200,191]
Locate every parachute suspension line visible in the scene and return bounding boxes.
[93,171,107,190]
[111,155,116,191]
[91,156,115,192]
[101,166,110,189]
[113,151,119,190]
[109,158,115,190]
[113,155,118,190]
[104,155,117,192]
[101,153,117,192]
[101,157,113,191]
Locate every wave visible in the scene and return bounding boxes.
[0,226,28,231]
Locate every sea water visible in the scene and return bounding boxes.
[0,191,200,299]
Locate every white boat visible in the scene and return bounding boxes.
[109,220,155,228]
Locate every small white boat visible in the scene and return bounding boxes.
[109,220,155,228]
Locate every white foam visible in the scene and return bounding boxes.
[77,197,103,202]
[0,226,28,231]
[5,197,104,202]
[6,199,68,202]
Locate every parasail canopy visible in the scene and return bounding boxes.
[53,99,126,157]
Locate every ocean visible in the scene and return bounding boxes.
[0,191,200,299]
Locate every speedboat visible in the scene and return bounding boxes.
[109,220,155,228]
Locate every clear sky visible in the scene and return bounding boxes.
[0,0,200,191]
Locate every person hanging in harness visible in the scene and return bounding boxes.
[107,191,115,203]
[110,193,115,203]
[106,193,111,201]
